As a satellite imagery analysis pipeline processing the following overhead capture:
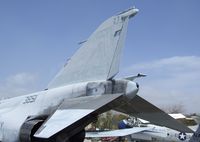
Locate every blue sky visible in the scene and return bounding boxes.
[0,0,200,113]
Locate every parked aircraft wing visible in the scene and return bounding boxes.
[48,8,138,89]
[114,95,193,133]
[85,127,153,138]
[34,94,124,139]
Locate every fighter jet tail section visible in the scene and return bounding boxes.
[48,8,138,89]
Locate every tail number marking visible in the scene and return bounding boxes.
[23,95,37,104]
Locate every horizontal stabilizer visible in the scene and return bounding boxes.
[114,95,193,133]
[34,94,123,139]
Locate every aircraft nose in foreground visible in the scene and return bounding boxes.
[125,81,139,99]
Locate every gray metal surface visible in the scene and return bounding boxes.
[34,93,124,138]
[189,124,200,142]
[114,95,193,133]
[59,93,123,110]
[48,8,138,89]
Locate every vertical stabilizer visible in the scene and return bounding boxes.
[48,8,138,89]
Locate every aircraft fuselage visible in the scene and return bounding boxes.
[0,80,138,142]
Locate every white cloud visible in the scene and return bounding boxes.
[5,73,36,86]
[122,56,200,113]
[0,72,38,99]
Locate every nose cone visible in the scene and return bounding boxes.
[125,81,139,99]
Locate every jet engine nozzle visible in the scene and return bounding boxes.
[125,81,139,99]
